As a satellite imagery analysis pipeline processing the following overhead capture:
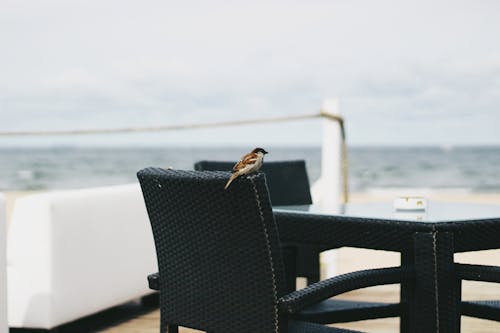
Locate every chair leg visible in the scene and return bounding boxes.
[406,232,460,333]
[166,325,178,333]
[282,245,321,290]
[400,248,414,333]
[282,246,298,291]
[305,255,321,285]
[297,246,321,285]
[306,271,320,285]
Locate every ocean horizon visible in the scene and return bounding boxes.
[1,145,499,193]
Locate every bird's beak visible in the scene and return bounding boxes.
[263,150,268,154]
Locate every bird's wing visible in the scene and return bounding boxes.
[232,152,258,172]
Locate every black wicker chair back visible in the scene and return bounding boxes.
[137,168,287,333]
[195,159,319,287]
[194,160,312,206]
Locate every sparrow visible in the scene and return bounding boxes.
[224,147,269,189]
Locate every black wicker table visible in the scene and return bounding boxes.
[274,201,500,332]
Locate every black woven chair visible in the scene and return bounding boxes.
[138,168,406,333]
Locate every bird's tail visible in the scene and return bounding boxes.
[224,173,238,190]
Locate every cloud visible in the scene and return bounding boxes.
[1,1,500,145]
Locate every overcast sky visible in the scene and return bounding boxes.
[1,0,500,146]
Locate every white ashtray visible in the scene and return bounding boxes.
[393,197,427,211]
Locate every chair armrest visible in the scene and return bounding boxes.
[278,266,412,314]
[148,272,159,290]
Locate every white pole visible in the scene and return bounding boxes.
[311,99,345,278]
[0,194,7,333]
[311,99,344,210]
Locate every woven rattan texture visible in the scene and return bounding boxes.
[412,232,439,332]
[462,300,500,322]
[294,299,401,324]
[456,263,500,283]
[274,212,431,252]
[138,169,288,333]
[438,219,500,252]
[410,232,461,332]
[433,232,460,332]
[195,159,320,286]
[279,267,409,314]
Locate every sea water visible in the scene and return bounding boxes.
[0,146,499,192]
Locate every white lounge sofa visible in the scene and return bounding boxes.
[7,184,158,330]
[0,193,7,333]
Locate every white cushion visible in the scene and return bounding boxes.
[7,184,157,329]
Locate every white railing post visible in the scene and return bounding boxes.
[311,99,344,209]
[311,99,345,279]
[0,193,7,333]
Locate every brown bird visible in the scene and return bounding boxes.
[224,147,268,189]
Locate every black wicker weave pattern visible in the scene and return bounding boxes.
[274,212,431,252]
[462,300,500,322]
[275,211,500,253]
[456,263,500,283]
[278,267,411,315]
[138,168,364,333]
[145,261,375,331]
[294,300,401,324]
[138,169,284,333]
[195,159,322,287]
[438,219,500,252]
